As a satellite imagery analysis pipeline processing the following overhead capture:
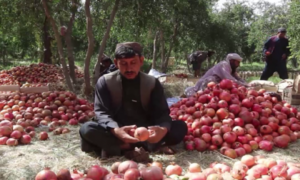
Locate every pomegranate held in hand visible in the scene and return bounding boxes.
[134,127,149,141]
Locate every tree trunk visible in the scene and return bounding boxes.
[160,30,165,70]
[93,0,120,84]
[162,21,179,73]
[42,0,74,92]
[2,49,5,66]
[152,31,159,69]
[64,3,77,84]
[42,16,52,64]
[83,0,94,96]
[186,52,192,73]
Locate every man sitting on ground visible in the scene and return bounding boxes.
[185,53,248,96]
[79,42,187,162]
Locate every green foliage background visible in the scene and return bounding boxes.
[0,0,299,72]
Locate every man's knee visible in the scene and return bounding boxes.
[165,121,188,145]
[172,120,188,136]
[79,121,103,140]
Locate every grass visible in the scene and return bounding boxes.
[0,70,300,179]
[1,108,300,180]
[246,76,282,84]
[0,56,298,76]
[239,62,265,71]
[2,124,300,180]
[0,59,38,71]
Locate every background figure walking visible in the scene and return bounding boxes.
[260,28,290,80]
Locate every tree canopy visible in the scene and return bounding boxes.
[0,0,299,74]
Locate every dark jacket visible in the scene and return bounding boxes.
[94,72,172,131]
[263,36,290,63]
[99,64,118,77]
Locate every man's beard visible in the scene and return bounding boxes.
[230,63,237,74]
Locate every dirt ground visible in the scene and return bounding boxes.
[1,124,300,180]
[1,77,300,180]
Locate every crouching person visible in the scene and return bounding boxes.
[79,42,187,162]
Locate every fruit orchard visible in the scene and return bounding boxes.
[1,0,300,179]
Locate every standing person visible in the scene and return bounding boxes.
[260,28,291,80]
[79,42,187,161]
[189,50,215,77]
[185,53,248,97]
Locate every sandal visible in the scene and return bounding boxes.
[156,146,176,155]
[124,147,152,163]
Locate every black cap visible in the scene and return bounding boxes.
[115,42,143,59]
[102,56,112,62]
[278,28,287,33]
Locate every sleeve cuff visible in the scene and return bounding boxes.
[106,121,119,129]
[98,119,119,129]
[158,121,171,132]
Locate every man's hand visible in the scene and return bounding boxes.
[282,54,287,60]
[111,125,140,144]
[147,126,168,144]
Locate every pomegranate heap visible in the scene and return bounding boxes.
[212,154,300,180]
[34,160,165,180]
[0,72,19,85]
[169,79,300,158]
[0,63,84,85]
[34,155,300,179]
[0,91,93,146]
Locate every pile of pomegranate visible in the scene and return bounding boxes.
[0,91,93,146]
[169,79,300,158]
[0,63,84,85]
[34,155,300,179]
[0,72,19,85]
[208,154,300,180]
